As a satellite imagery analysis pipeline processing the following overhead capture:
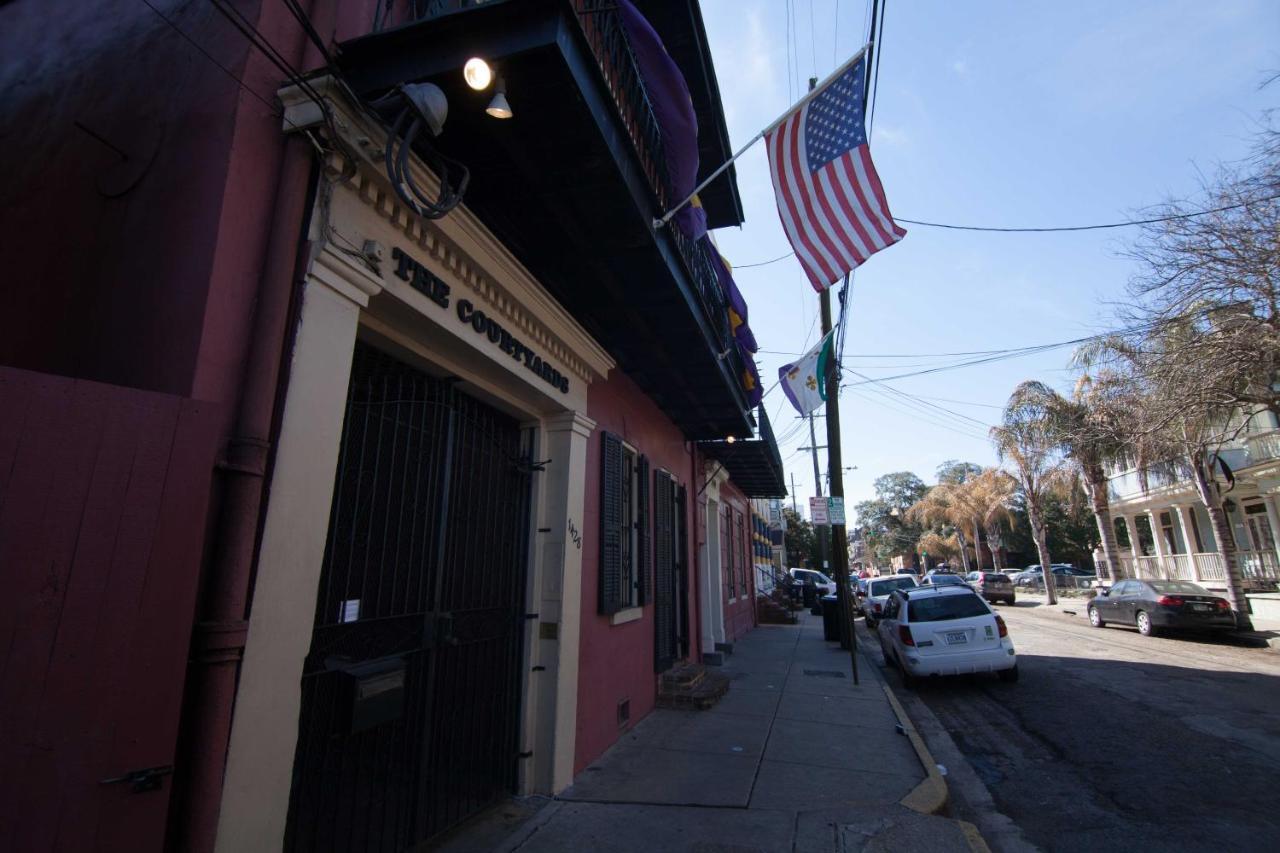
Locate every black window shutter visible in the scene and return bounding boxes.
[599,432,624,615]
[636,455,651,606]
[654,473,676,672]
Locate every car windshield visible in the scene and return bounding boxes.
[908,593,990,622]
[1148,581,1210,595]
[982,573,1007,582]
[870,577,917,595]
[929,574,966,585]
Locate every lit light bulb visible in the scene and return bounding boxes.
[464,57,493,91]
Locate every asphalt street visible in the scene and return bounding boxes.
[859,598,1280,853]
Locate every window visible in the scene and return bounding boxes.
[1159,511,1181,554]
[1148,581,1210,595]
[1245,503,1275,553]
[598,432,649,615]
[870,577,916,596]
[907,593,990,623]
[1186,509,1206,553]
[722,504,734,601]
[735,510,748,597]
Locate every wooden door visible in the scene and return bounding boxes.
[0,367,220,852]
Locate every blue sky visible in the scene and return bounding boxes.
[698,0,1279,515]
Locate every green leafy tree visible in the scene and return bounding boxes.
[782,508,821,570]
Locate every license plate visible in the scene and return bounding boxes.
[944,631,967,645]
[1190,603,1210,612]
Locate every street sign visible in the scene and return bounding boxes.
[809,497,828,525]
[828,497,845,525]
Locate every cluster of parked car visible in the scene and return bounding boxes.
[787,556,1244,692]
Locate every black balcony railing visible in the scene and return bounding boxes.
[406,0,746,399]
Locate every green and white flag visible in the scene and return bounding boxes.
[778,331,834,416]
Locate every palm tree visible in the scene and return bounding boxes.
[1003,377,1129,581]
[917,530,961,566]
[991,393,1074,605]
[967,469,1017,570]
[907,486,974,572]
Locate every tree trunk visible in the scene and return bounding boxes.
[1086,473,1123,582]
[955,528,971,572]
[1188,454,1251,627]
[1026,494,1057,604]
[986,523,1004,570]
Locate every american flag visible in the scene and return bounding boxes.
[765,53,905,292]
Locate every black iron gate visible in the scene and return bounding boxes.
[285,341,533,852]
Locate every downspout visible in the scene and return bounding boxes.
[174,134,317,853]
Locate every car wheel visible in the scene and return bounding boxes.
[1088,605,1105,628]
[1136,610,1158,637]
[997,664,1019,683]
[899,663,917,690]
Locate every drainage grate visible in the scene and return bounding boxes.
[803,669,846,678]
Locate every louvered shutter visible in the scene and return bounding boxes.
[654,473,676,672]
[599,432,625,615]
[636,455,651,605]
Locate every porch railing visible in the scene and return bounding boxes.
[1121,550,1278,583]
[571,0,741,382]
[1246,430,1280,465]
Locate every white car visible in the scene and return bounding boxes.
[861,574,919,628]
[789,568,836,596]
[875,585,1018,688]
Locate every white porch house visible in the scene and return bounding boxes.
[1106,423,1280,590]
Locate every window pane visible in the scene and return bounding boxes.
[908,594,989,622]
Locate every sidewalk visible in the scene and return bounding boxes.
[449,613,983,852]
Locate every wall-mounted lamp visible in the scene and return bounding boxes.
[464,57,493,90]
[725,435,737,444]
[485,78,513,119]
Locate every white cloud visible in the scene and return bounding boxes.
[951,59,969,76]
[873,124,910,148]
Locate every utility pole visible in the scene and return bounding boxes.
[824,275,856,682]
[804,72,858,682]
[799,419,828,573]
[790,473,799,514]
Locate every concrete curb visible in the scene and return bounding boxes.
[957,819,995,853]
[880,684,949,816]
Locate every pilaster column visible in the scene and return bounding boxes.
[216,247,382,853]
[1177,504,1204,581]
[1262,494,1280,567]
[1147,510,1169,577]
[526,410,595,796]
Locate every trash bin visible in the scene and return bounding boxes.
[820,595,840,641]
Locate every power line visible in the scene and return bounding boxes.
[731,194,1280,270]
[840,320,1162,386]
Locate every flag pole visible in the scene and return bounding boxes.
[653,42,871,230]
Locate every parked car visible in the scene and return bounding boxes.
[861,574,919,627]
[875,585,1018,687]
[965,571,1016,605]
[789,568,836,596]
[922,571,969,588]
[1087,579,1236,636]
[1013,564,1096,588]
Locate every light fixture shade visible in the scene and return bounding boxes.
[486,80,512,119]
[464,57,492,90]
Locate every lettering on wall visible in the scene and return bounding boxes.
[567,518,582,551]
[391,246,570,395]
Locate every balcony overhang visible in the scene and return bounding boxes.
[336,0,752,439]
[633,0,743,228]
[699,407,787,498]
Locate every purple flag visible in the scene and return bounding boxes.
[617,0,705,240]
[707,239,757,353]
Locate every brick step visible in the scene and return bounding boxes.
[756,595,799,624]
[660,663,706,691]
[657,670,730,711]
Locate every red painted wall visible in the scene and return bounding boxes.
[718,480,758,642]
[577,368,703,772]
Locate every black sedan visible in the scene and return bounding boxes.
[1087,579,1237,636]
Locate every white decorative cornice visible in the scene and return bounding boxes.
[279,77,615,387]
